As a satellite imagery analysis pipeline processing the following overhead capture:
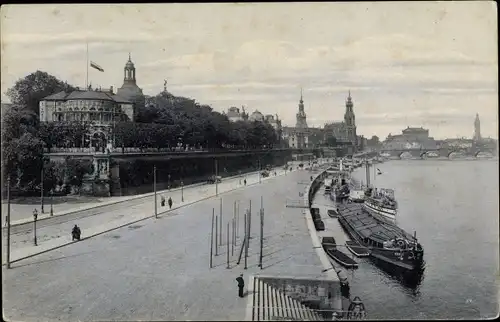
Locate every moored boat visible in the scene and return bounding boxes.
[336,203,424,272]
[345,240,370,257]
[362,160,398,222]
[322,237,359,269]
[363,187,398,222]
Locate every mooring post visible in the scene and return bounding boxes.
[215,211,218,256]
[219,198,223,246]
[227,222,230,269]
[259,205,264,269]
[232,218,235,256]
[248,199,252,240]
[236,201,239,240]
[244,213,248,269]
[236,232,246,265]
[210,211,214,268]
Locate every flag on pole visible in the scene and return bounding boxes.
[90,61,104,72]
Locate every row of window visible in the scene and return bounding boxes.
[52,113,127,122]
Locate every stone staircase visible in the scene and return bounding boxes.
[248,276,324,321]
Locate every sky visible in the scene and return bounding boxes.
[1,2,497,140]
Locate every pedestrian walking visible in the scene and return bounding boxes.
[235,274,245,298]
[168,197,173,209]
[161,196,166,207]
[243,179,247,186]
[72,224,81,241]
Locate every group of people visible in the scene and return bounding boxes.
[161,196,173,209]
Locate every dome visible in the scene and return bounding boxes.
[249,110,264,122]
[125,53,135,69]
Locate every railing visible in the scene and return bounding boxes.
[44,147,302,155]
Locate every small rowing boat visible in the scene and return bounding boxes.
[322,237,358,269]
[345,240,370,257]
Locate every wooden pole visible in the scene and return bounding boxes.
[236,231,246,265]
[215,159,218,196]
[215,212,218,256]
[259,207,264,269]
[226,222,230,269]
[210,211,214,268]
[232,218,235,256]
[248,199,252,240]
[219,198,222,245]
[244,212,248,269]
[236,201,239,240]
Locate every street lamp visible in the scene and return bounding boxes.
[33,209,38,246]
[50,189,54,216]
[181,181,184,202]
[41,166,45,214]
[168,174,171,190]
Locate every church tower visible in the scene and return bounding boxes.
[473,113,481,142]
[344,90,357,150]
[296,88,308,129]
[117,53,145,121]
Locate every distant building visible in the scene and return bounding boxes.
[384,126,436,150]
[38,53,147,151]
[39,87,134,150]
[323,91,358,151]
[473,113,481,142]
[248,110,265,122]
[282,90,310,148]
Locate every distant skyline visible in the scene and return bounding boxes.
[1,2,497,140]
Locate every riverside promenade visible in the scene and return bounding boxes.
[3,167,329,321]
[2,164,300,264]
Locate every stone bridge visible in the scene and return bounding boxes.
[379,146,497,159]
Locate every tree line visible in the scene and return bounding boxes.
[1,71,279,195]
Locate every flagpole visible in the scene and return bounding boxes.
[86,41,89,89]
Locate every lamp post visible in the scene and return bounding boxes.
[181,181,184,202]
[168,173,171,190]
[50,189,54,216]
[33,209,38,246]
[154,165,157,218]
[41,166,45,213]
[6,176,11,268]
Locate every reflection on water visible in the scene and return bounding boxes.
[369,257,426,295]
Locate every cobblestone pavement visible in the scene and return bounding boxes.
[2,164,300,225]
[2,169,325,322]
[2,165,301,261]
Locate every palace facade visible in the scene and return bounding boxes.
[39,54,145,151]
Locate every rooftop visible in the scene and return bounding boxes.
[42,90,132,104]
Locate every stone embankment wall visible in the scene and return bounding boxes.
[303,168,342,313]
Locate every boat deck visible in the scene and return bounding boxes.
[337,203,415,243]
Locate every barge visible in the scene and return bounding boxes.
[336,203,424,272]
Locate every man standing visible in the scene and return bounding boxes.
[235,274,245,298]
[168,197,173,209]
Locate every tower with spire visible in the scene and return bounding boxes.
[116,53,145,120]
[296,88,308,129]
[473,113,481,142]
[344,90,357,151]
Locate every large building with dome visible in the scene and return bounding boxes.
[39,54,145,151]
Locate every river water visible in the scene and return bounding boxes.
[346,159,499,320]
